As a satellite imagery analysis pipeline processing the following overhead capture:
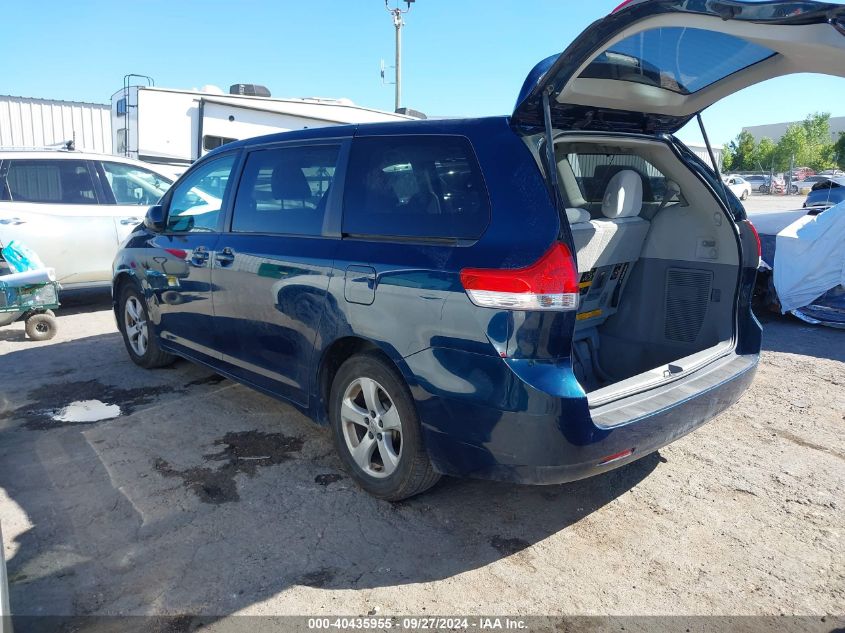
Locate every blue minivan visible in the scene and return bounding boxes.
[113,0,845,499]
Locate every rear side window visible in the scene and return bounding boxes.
[567,153,669,203]
[5,159,98,204]
[231,145,339,235]
[343,135,490,240]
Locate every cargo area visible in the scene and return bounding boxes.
[551,135,741,406]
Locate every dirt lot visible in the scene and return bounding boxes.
[0,292,842,620]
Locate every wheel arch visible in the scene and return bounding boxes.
[313,336,417,426]
[111,269,139,320]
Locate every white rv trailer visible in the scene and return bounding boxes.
[110,83,413,168]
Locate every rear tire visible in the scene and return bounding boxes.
[118,284,175,369]
[25,313,57,341]
[329,353,440,501]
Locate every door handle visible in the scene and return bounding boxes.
[0,217,25,225]
[120,217,142,225]
[215,247,235,266]
[190,246,209,266]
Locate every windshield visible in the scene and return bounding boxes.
[102,162,173,205]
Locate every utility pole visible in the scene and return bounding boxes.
[385,0,414,112]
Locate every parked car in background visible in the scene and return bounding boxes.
[0,150,174,289]
[803,176,845,210]
[791,167,815,180]
[800,175,830,186]
[724,175,752,200]
[745,174,792,194]
[745,174,770,192]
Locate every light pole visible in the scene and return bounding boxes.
[385,0,414,112]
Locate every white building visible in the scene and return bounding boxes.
[0,95,111,153]
[112,84,413,168]
[684,142,725,171]
[743,116,845,142]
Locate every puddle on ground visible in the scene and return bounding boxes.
[52,399,121,423]
[3,380,178,429]
[155,430,304,503]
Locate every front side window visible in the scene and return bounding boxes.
[231,145,339,235]
[167,154,236,232]
[102,161,172,205]
[5,159,98,204]
[343,135,490,240]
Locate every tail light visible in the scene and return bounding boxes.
[743,220,762,258]
[611,0,641,13]
[460,242,579,311]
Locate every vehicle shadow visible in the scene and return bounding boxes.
[757,311,845,362]
[0,329,26,343]
[56,288,113,317]
[0,333,660,623]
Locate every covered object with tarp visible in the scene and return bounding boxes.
[773,202,845,327]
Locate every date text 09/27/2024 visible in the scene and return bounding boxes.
[307,617,527,630]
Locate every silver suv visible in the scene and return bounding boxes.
[0,150,174,288]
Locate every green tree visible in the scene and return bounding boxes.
[721,144,735,172]
[774,123,808,172]
[752,137,776,172]
[728,130,757,171]
[802,112,836,171]
[835,132,845,170]
[803,112,831,146]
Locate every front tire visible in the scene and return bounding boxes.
[329,353,440,501]
[118,284,175,369]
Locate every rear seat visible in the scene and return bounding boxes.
[569,170,650,273]
[568,169,652,387]
[568,169,650,327]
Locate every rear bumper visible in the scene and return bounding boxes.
[409,348,758,484]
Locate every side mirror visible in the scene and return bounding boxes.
[144,205,166,232]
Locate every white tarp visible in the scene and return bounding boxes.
[774,202,845,312]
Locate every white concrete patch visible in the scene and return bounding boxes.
[52,400,121,423]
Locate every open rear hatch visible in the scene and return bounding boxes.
[512,0,845,407]
[512,0,845,134]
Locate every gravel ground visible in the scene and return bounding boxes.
[0,293,842,620]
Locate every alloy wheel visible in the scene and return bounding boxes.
[340,377,403,478]
[124,296,148,357]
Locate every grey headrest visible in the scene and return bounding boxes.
[271,163,311,201]
[565,207,590,224]
[602,170,643,219]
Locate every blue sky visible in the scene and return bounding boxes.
[3,0,845,147]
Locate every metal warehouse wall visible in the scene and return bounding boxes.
[0,95,112,153]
